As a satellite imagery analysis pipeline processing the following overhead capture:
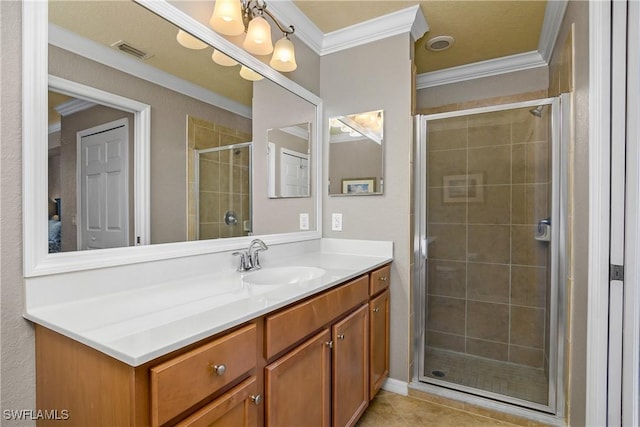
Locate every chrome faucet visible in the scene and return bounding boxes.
[232,239,268,272]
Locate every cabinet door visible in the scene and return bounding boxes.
[332,304,369,427]
[369,289,390,399]
[265,329,331,427]
[175,377,259,427]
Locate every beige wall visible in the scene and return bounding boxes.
[1,0,37,423]
[548,1,589,425]
[252,79,317,235]
[321,34,413,382]
[49,46,252,245]
[328,139,383,194]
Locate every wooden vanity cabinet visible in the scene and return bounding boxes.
[332,304,369,427]
[369,288,390,399]
[369,264,391,400]
[264,329,332,427]
[264,274,374,427]
[34,263,391,427]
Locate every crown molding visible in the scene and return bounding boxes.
[55,98,96,117]
[322,5,429,56]
[268,3,428,56]
[415,1,568,90]
[48,23,252,119]
[538,0,569,62]
[416,50,546,89]
[48,122,61,135]
[266,0,324,55]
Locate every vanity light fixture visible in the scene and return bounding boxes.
[209,0,297,72]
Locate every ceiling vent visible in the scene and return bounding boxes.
[110,40,153,60]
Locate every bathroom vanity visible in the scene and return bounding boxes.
[28,243,391,427]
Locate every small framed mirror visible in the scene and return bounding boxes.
[267,122,312,198]
[328,110,384,196]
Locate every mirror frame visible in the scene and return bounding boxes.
[23,0,323,277]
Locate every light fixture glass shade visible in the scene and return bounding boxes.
[269,36,297,72]
[176,30,208,50]
[243,16,273,55]
[239,65,264,81]
[209,0,244,36]
[211,49,239,66]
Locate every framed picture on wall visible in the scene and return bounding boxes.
[342,178,376,194]
[443,173,484,203]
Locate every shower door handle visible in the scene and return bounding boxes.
[421,237,429,261]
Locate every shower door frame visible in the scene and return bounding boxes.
[412,97,566,417]
[195,142,253,240]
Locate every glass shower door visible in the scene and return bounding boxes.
[415,99,563,413]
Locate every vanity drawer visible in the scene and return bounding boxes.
[175,376,259,427]
[369,265,391,296]
[265,275,368,360]
[150,323,257,426]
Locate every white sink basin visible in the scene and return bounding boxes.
[242,267,326,286]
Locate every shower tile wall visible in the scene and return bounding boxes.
[187,116,252,240]
[426,108,550,369]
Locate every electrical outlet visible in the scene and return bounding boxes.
[331,213,343,231]
[299,213,309,230]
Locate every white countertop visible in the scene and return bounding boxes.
[25,240,392,366]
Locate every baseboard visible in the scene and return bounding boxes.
[381,378,409,396]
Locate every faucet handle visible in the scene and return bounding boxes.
[232,251,252,272]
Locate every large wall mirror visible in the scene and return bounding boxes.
[328,110,384,196]
[24,0,321,276]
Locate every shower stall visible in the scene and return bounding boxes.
[195,142,252,240]
[413,97,568,415]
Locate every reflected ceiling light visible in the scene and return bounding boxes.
[176,30,208,50]
[210,0,297,72]
[239,65,264,81]
[212,49,239,66]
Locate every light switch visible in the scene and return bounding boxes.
[331,213,343,231]
[299,213,309,230]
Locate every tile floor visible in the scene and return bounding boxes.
[356,390,524,426]
[424,347,549,405]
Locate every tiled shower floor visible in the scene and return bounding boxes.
[423,347,549,405]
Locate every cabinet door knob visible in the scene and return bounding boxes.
[209,364,227,376]
[373,307,380,313]
[325,341,333,348]
[250,394,262,405]
[378,276,387,281]
[337,334,345,340]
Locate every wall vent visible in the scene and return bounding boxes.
[110,40,153,60]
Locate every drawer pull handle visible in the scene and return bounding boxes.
[210,364,227,376]
[373,307,380,313]
[250,394,262,405]
[337,334,345,340]
[378,276,388,281]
